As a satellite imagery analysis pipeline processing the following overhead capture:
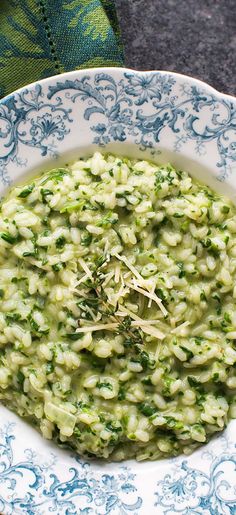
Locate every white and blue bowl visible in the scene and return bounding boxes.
[1,68,236,514]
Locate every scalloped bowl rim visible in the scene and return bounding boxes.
[0,67,236,514]
[2,66,236,103]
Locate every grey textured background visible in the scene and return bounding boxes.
[116,0,236,96]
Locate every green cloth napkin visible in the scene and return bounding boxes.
[0,0,124,98]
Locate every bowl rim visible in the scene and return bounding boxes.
[1,66,235,104]
[1,67,236,514]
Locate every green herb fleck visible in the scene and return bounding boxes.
[66,332,83,341]
[46,362,54,375]
[52,262,64,272]
[97,211,118,228]
[96,381,113,390]
[138,402,157,417]
[18,184,35,198]
[41,168,69,184]
[221,205,230,214]
[180,346,194,361]
[106,421,122,433]
[177,262,185,278]
[81,231,92,247]
[56,236,66,249]
[0,232,17,244]
[17,371,25,385]
[41,189,53,202]
[118,386,126,400]
[187,376,201,388]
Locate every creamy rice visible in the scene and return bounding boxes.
[0,152,236,460]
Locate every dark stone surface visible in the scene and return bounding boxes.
[115,0,236,96]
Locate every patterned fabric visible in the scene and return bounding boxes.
[0,0,124,98]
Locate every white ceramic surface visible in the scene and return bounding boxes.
[1,68,236,515]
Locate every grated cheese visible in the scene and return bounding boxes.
[113,253,167,316]
[148,281,156,308]
[76,320,165,339]
[113,253,144,282]
[102,270,114,288]
[126,281,168,316]
[171,321,191,334]
[84,305,98,322]
[138,324,166,340]
[76,323,118,333]
[78,258,93,280]
[114,264,121,284]
[117,305,165,339]
[71,288,90,298]
[75,273,90,286]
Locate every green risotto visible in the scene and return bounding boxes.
[1,152,236,461]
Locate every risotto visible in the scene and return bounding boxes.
[0,152,236,461]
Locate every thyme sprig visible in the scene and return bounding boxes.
[76,255,144,349]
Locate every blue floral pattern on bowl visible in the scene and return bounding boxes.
[155,445,236,514]
[1,69,236,187]
[1,411,236,514]
[0,421,142,515]
[1,68,236,514]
